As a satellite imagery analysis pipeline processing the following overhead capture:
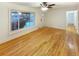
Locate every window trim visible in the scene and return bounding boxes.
[8,9,36,35]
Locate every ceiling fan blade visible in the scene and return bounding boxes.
[40,4,43,7]
[47,6,52,8]
[49,4,55,6]
[40,2,55,8]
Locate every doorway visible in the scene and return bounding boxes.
[66,10,78,33]
[66,10,79,55]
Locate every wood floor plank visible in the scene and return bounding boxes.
[0,27,79,56]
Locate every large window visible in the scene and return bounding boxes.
[10,10,35,31]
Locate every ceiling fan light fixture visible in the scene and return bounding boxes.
[41,7,48,11]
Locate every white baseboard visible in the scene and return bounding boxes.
[45,25,66,30]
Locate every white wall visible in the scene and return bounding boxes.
[45,6,77,29]
[0,3,42,44]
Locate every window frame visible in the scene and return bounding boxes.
[8,9,36,35]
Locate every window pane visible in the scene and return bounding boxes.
[11,11,19,31]
[30,13,35,26]
[19,12,30,28]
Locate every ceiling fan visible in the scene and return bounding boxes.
[40,2,55,8]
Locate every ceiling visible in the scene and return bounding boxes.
[14,2,79,8]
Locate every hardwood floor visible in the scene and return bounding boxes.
[66,24,77,33]
[0,27,79,56]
